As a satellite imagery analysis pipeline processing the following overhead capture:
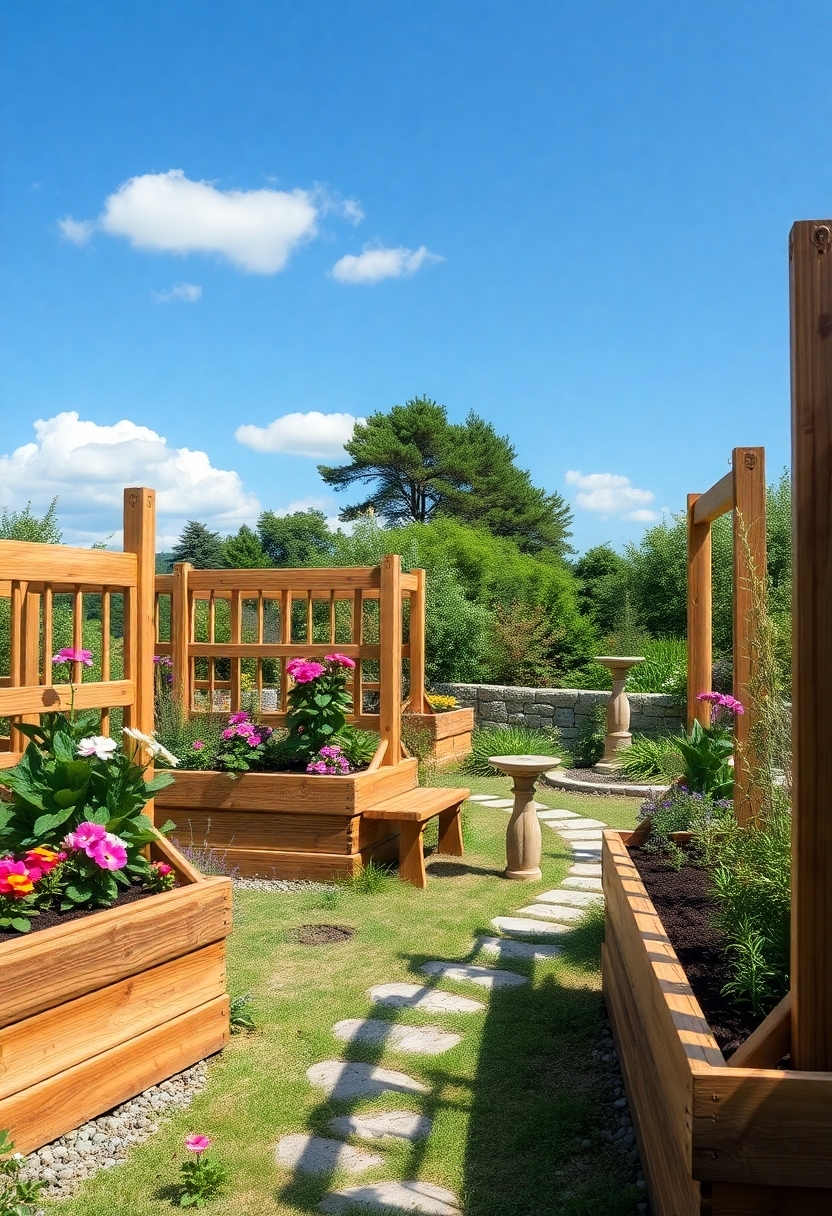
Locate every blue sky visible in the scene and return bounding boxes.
[1,1,829,551]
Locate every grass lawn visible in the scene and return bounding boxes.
[53,774,642,1216]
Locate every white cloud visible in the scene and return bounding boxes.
[0,412,260,548]
[331,244,443,284]
[235,411,363,458]
[340,198,365,225]
[152,282,202,303]
[58,217,95,246]
[565,470,659,522]
[60,169,321,274]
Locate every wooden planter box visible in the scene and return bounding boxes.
[405,709,474,765]
[0,861,232,1154]
[603,830,832,1215]
[156,759,419,880]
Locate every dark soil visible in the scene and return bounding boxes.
[0,882,160,945]
[629,845,759,1054]
[289,923,355,945]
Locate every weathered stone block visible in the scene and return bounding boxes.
[480,702,507,722]
[554,708,575,727]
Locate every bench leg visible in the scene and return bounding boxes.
[398,823,428,888]
[437,804,464,857]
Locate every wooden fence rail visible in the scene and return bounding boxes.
[154,554,428,767]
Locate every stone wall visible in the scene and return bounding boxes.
[433,683,684,742]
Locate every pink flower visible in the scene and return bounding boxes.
[89,833,128,870]
[52,647,94,667]
[63,821,107,852]
[718,694,745,715]
[192,740,205,751]
[286,658,326,684]
[184,1134,212,1154]
[152,861,172,876]
[0,858,37,898]
[235,722,256,737]
[246,736,261,747]
[228,711,249,725]
[221,728,236,740]
[325,653,356,669]
[697,692,721,704]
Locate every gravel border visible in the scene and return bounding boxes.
[232,876,337,893]
[543,769,669,799]
[19,1061,209,1200]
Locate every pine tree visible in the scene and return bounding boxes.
[171,521,226,569]
[223,525,271,568]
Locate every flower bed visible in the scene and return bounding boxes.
[404,708,474,765]
[603,828,832,1215]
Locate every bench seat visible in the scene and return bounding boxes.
[364,787,470,887]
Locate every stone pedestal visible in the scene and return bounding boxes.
[487,754,561,881]
[593,656,645,772]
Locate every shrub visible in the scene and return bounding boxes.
[462,724,562,776]
[569,703,605,768]
[625,638,687,700]
[614,733,684,783]
[488,600,562,687]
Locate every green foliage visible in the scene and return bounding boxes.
[573,543,630,636]
[179,1151,229,1207]
[319,396,573,556]
[222,525,270,568]
[488,600,561,687]
[624,638,687,700]
[172,521,226,569]
[637,785,717,843]
[570,703,606,768]
[285,658,353,760]
[462,724,562,776]
[614,733,684,782]
[0,1129,47,1214]
[340,858,395,894]
[558,1180,641,1216]
[154,696,226,771]
[256,508,335,566]
[229,993,256,1033]
[675,718,734,799]
[0,498,61,543]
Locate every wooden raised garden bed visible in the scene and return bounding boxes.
[156,759,419,880]
[405,708,474,765]
[0,843,232,1155]
[603,829,832,1216]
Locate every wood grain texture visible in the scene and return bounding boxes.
[708,1182,832,1214]
[169,809,358,854]
[187,567,381,592]
[692,471,734,525]
[409,569,428,713]
[0,680,134,715]
[731,447,766,826]
[171,561,192,708]
[0,877,231,1028]
[726,992,791,1069]
[364,787,470,822]
[0,541,136,586]
[789,219,832,1071]
[202,838,400,879]
[0,943,225,1100]
[687,494,713,729]
[123,489,156,821]
[379,554,402,766]
[0,996,229,1155]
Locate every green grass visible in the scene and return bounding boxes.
[53,776,640,1216]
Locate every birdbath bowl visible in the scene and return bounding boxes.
[488,755,561,881]
[593,656,645,772]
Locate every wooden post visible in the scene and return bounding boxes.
[171,563,192,711]
[686,493,712,729]
[123,489,157,819]
[789,219,832,1071]
[378,554,402,767]
[409,569,428,713]
[732,446,766,826]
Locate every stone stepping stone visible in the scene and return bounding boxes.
[368,983,485,1013]
[476,798,514,808]
[491,916,572,939]
[553,817,607,829]
[570,863,602,877]
[555,828,604,839]
[534,888,602,907]
[276,1134,383,1175]
[536,809,580,820]
[467,794,497,802]
[320,1180,461,1214]
[476,935,561,960]
[419,960,527,989]
[333,1018,461,1055]
[563,876,603,892]
[328,1111,431,1142]
[307,1060,429,1099]
[516,903,585,923]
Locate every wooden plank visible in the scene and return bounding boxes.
[692,471,734,525]
[687,494,713,729]
[171,562,192,708]
[0,680,134,715]
[187,567,381,592]
[400,572,418,591]
[709,1182,832,1214]
[367,739,389,771]
[364,787,470,821]
[206,841,400,879]
[731,447,766,826]
[100,589,111,737]
[0,995,229,1155]
[169,810,356,854]
[726,992,791,1069]
[0,541,137,586]
[692,1067,832,1188]
[150,829,207,885]
[789,220,832,1070]
[123,490,156,800]
[187,642,383,659]
[0,877,231,1027]
[406,708,475,741]
[378,554,402,766]
[0,943,225,1100]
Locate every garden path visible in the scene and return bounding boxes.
[276,793,609,1215]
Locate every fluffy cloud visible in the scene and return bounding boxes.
[60,170,322,274]
[152,282,202,303]
[0,412,260,547]
[235,411,362,458]
[331,244,443,284]
[565,470,658,522]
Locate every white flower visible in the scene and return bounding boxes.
[76,735,118,761]
[122,726,180,767]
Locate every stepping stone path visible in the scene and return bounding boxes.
[333,1018,461,1055]
[419,961,528,988]
[274,790,613,1214]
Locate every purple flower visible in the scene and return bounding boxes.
[228,711,249,725]
[192,740,205,751]
[221,728,235,740]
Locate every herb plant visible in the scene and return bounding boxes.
[0,1129,46,1214]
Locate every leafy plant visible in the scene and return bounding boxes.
[675,717,734,799]
[462,724,562,776]
[214,711,273,773]
[285,654,355,761]
[155,694,225,772]
[569,703,606,768]
[229,993,256,1033]
[488,599,562,687]
[178,1135,228,1207]
[624,637,687,700]
[0,1128,46,1214]
[614,733,684,783]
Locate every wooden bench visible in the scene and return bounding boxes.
[363,787,470,888]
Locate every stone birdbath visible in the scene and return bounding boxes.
[593,656,645,772]
[488,754,561,881]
